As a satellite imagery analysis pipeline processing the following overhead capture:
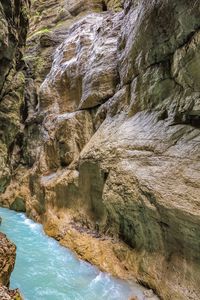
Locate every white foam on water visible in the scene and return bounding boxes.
[24,218,36,227]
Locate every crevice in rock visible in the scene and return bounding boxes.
[184,113,200,128]
[102,1,108,11]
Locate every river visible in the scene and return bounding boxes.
[0,207,148,300]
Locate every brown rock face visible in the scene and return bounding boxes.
[0,1,28,297]
[0,286,23,300]
[0,0,29,192]
[0,233,16,287]
[0,232,22,299]
[0,232,23,300]
[39,12,121,113]
[0,0,200,300]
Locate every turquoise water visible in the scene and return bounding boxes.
[0,207,146,300]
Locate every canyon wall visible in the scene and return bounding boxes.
[0,1,29,298]
[0,0,29,192]
[0,1,200,299]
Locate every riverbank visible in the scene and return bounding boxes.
[0,207,158,300]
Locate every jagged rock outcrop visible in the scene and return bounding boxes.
[0,286,22,300]
[0,0,29,192]
[0,233,16,287]
[0,233,23,300]
[0,1,29,298]
[0,0,30,300]
[0,0,200,300]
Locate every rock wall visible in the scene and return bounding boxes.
[0,0,29,192]
[0,1,29,299]
[0,232,16,287]
[0,0,200,300]
[0,232,23,299]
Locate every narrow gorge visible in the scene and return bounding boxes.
[0,0,200,299]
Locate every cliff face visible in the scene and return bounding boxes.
[0,1,29,299]
[0,0,29,192]
[0,1,200,299]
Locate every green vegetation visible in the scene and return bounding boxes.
[28,27,51,40]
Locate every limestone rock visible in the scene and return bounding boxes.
[41,110,93,171]
[0,221,23,299]
[10,197,26,213]
[0,0,29,191]
[1,1,200,300]
[39,12,121,113]
[0,233,16,287]
[0,286,23,300]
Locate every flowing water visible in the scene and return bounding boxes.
[0,207,147,300]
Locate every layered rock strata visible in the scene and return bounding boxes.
[0,1,200,300]
[0,0,29,191]
[0,1,28,298]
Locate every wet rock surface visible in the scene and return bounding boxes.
[0,0,200,299]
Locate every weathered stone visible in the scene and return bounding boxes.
[10,197,26,213]
[0,199,23,299]
[0,233,16,287]
[39,111,94,172]
[0,286,23,300]
[1,1,200,300]
[0,0,29,191]
[39,12,121,113]
[0,3,28,296]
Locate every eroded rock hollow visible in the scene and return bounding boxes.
[0,0,200,299]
